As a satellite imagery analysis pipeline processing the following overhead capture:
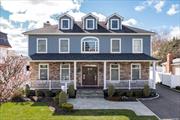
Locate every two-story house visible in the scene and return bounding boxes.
[24,13,157,91]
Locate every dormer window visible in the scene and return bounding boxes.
[86,19,94,30]
[61,19,70,30]
[110,19,119,30]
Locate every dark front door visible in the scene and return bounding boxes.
[82,67,98,86]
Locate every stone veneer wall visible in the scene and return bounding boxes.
[30,62,149,85]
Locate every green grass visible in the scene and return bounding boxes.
[0,102,158,120]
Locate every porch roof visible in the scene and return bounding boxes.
[30,53,157,61]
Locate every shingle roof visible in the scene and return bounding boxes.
[30,53,157,61]
[0,32,11,47]
[23,21,154,35]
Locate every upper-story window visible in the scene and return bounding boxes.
[110,19,119,30]
[59,38,69,53]
[86,19,95,30]
[111,38,121,53]
[37,38,47,53]
[133,38,143,53]
[61,19,70,29]
[81,37,99,53]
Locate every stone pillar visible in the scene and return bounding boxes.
[103,61,107,89]
[166,53,173,73]
[74,61,77,90]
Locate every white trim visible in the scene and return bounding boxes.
[131,63,141,80]
[86,19,95,30]
[74,61,77,89]
[38,64,49,80]
[132,38,143,53]
[60,63,71,82]
[36,38,47,53]
[110,38,121,53]
[30,60,157,62]
[81,36,99,53]
[60,18,70,30]
[59,38,70,53]
[110,19,119,30]
[110,63,120,81]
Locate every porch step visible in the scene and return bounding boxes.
[76,89,104,98]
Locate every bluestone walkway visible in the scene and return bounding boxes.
[68,98,156,116]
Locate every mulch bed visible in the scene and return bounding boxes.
[105,96,137,102]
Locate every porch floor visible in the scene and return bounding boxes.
[68,98,156,116]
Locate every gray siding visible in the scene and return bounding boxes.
[83,15,97,29]
[28,35,151,55]
[108,15,122,30]
[59,15,73,29]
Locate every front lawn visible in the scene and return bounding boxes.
[0,102,158,120]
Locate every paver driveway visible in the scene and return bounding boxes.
[141,84,180,119]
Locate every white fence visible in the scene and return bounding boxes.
[156,72,180,88]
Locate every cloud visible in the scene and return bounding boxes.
[154,0,165,12]
[169,26,180,39]
[134,6,145,12]
[122,18,138,26]
[167,4,179,16]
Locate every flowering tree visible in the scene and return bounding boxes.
[0,56,29,102]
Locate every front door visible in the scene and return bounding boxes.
[82,67,98,86]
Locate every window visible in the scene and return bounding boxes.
[37,38,47,53]
[86,19,94,30]
[131,64,141,80]
[61,19,70,29]
[133,39,143,53]
[60,64,70,81]
[110,64,119,80]
[81,37,99,53]
[110,19,119,30]
[111,38,121,53]
[59,38,69,53]
[39,64,48,80]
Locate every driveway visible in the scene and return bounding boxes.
[141,84,180,119]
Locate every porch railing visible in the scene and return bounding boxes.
[29,80,73,91]
[107,80,149,89]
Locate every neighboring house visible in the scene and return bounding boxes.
[0,31,11,64]
[23,13,157,90]
[162,53,180,75]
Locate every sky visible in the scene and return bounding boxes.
[0,0,180,56]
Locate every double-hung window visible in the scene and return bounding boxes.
[110,19,119,30]
[86,19,94,30]
[60,64,70,81]
[37,38,47,53]
[61,19,70,29]
[39,64,49,80]
[133,39,143,53]
[59,38,69,53]
[81,37,99,53]
[111,38,121,53]
[131,64,141,80]
[110,64,120,81]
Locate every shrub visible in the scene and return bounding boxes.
[25,84,31,97]
[126,91,133,97]
[68,84,76,98]
[44,90,54,97]
[59,91,67,107]
[11,90,24,102]
[61,103,73,112]
[143,84,150,97]
[35,90,45,97]
[175,86,180,90]
[108,84,115,97]
[133,90,143,98]
[53,93,59,104]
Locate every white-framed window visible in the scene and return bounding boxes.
[131,63,141,80]
[110,64,120,81]
[61,19,70,29]
[110,19,119,30]
[60,64,70,81]
[59,38,70,53]
[133,38,143,53]
[81,36,99,53]
[39,64,49,80]
[37,38,47,53]
[111,38,121,53]
[86,19,95,30]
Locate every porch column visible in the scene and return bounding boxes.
[152,61,156,89]
[74,61,77,90]
[103,61,107,89]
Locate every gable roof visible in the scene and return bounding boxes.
[82,13,99,20]
[23,21,154,35]
[106,13,124,21]
[0,31,11,48]
[58,13,74,20]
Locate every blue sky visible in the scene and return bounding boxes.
[0,0,180,55]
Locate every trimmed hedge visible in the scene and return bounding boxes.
[61,103,73,112]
